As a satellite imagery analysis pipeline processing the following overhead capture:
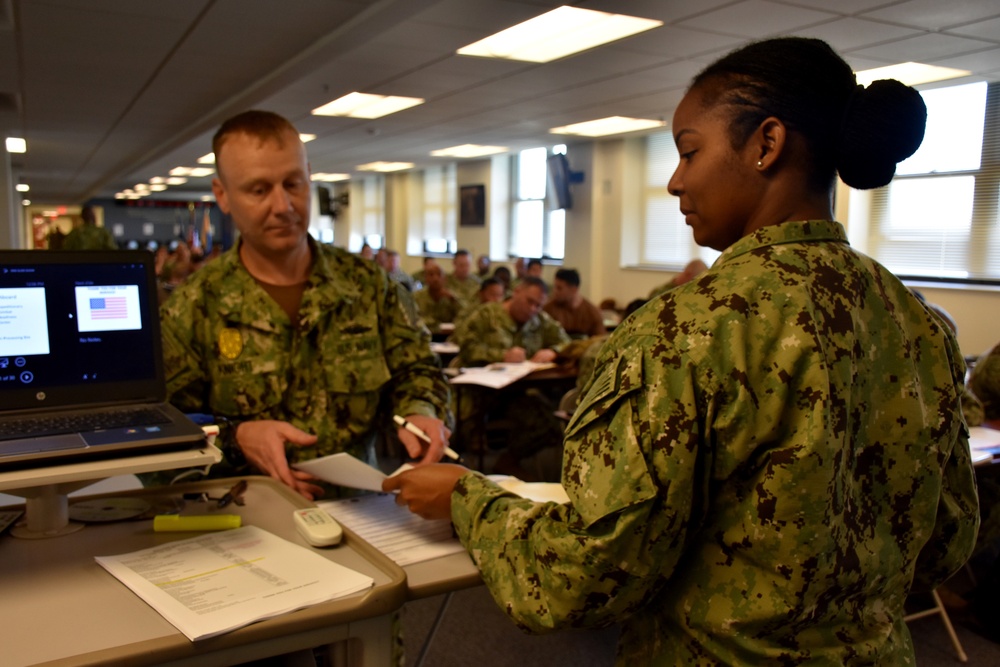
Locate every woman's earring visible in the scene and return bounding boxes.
[757,160,764,168]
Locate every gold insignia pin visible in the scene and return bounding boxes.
[218,328,243,360]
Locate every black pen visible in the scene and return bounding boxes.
[218,479,247,508]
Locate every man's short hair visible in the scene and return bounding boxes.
[554,268,581,288]
[518,275,549,295]
[454,249,470,259]
[480,277,502,292]
[527,258,543,270]
[212,110,299,178]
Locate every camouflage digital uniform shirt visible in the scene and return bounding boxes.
[413,288,465,331]
[450,220,979,665]
[161,239,450,465]
[452,301,571,367]
[446,273,482,304]
[63,224,117,250]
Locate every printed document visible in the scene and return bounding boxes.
[293,452,411,492]
[95,525,374,641]
[448,361,556,389]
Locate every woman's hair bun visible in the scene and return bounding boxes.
[837,79,927,190]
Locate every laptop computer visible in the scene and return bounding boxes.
[0,249,207,470]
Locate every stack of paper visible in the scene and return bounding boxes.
[96,525,374,641]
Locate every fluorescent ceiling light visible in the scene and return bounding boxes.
[169,166,214,177]
[299,133,316,143]
[134,183,150,192]
[166,177,188,185]
[197,153,215,164]
[356,161,414,172]
[855,62,970,87]
[431,144,508,158]
[150,184,167,192]
[21,199,30,206]
[6,137,26,153]
[551,116,665,137]
[312,92,424,119]
[457,6,661,63]
[149,176,165,184]
[200,195,214,202]
[312,172,351,182]
[16,183,29,192]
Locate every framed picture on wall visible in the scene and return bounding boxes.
[460,184,486,227]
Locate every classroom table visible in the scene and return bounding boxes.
[0,477,410,667]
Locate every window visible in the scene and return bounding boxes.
[854,81,1000,283]
[349,175,385,252]
[411,165,457,254]
[640,133,720,268]
[510,146,565,260]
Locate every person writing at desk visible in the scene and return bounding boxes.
[385,37,979,664]
[160,110,451,500]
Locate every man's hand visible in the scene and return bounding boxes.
[382,464,469,520]
[397,414,451,464]
[234,420,324,500]
[530,348,557,363]
[503,346,527,363]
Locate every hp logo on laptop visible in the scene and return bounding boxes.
[36,392,46,401]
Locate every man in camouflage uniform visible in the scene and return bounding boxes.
[412,260,464,332]
[969,342,1000,422]
[63,205,117,250]
[160,110,450,499]
[451,277,571,478]
[452,276,569,367]
[445,249,482,303]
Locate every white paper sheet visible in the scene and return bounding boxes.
[293,453,411,492]
[95,525,374,641]
[319,494,464,566]
[448,361,556,388]
[969,426,1000,451]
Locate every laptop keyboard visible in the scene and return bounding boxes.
[0,407,172,441]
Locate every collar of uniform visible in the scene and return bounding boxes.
[714,220,848,267]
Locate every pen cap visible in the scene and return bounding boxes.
[154,515,242,532]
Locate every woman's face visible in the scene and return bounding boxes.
[667,86,762,251]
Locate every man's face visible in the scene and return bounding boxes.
[509,284,545,324]
[424,263,444,289]
[480,283,505,304]
[527,263,543,278]
[551,278,576,306]
[212,130,311,260]
[453,254,471,279]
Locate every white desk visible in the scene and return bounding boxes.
[0,477,408,667]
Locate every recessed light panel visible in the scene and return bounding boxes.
[430,144,508,158]
[550,116,665,137]
[356,161,414,172]
[457,7,661,63]
[313,93,424,119]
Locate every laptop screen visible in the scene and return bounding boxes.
[0,250,164,413]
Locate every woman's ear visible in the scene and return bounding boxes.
[751,117,787,171]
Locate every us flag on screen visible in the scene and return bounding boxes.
[90,296,128,319]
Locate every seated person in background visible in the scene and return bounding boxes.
[476,253,491,278]
[970,342,1000,422]
[526,258,545,282]
[413,260,464,332]
[384,249,416,292]
[452,276,570,367]
[159,110,451,499]
[358,242,374,260]
[455,277,506,327]
[452,276,571,480]
[543,268,607,339]
[491,266,512,296]
[647,257,708,299]
[446,248,482,303]
[410,256,434,289]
